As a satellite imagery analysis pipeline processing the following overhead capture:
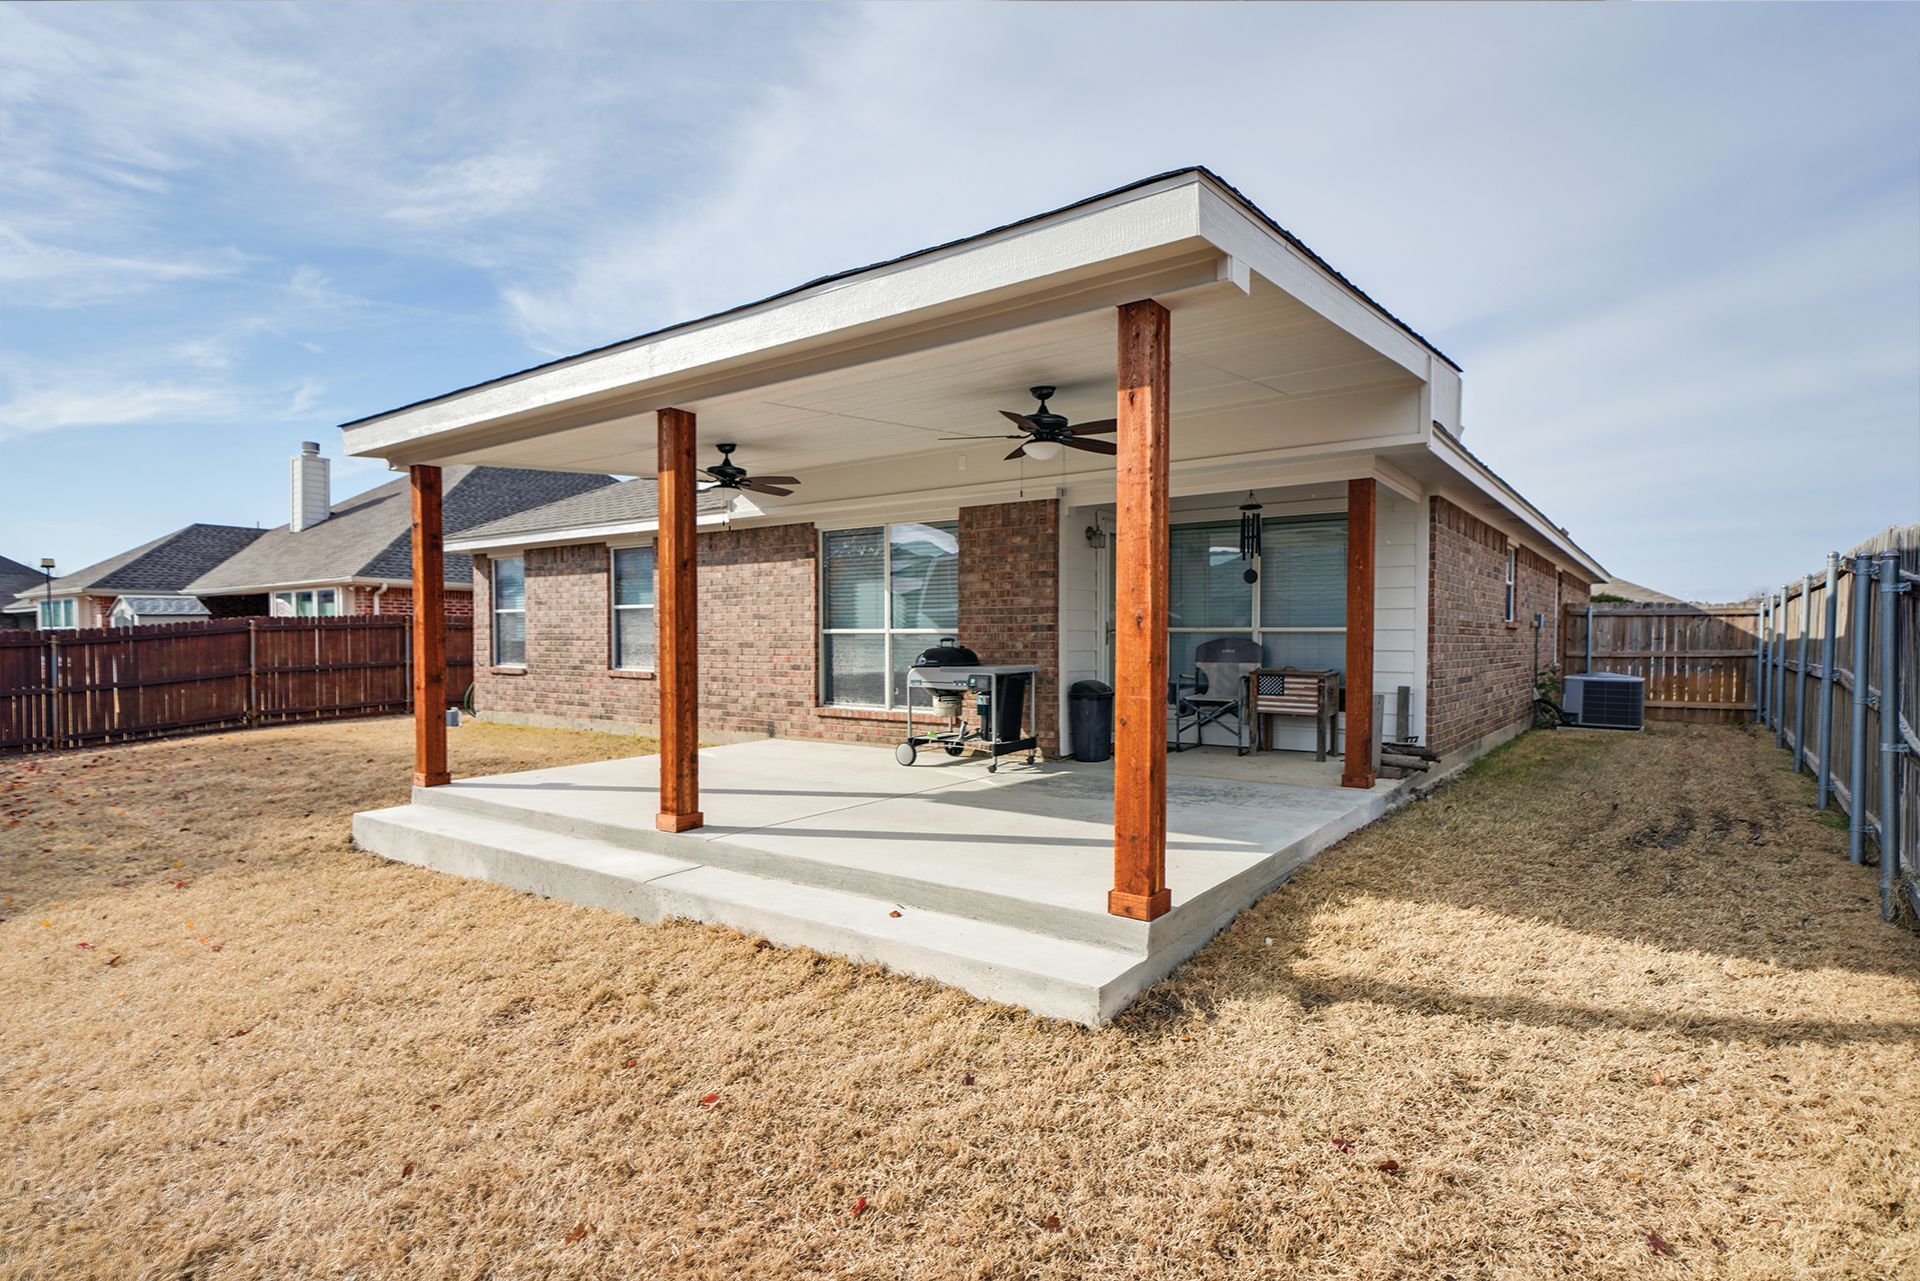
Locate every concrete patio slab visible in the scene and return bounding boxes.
[353,738,1408,1023]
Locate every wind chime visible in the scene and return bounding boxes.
[1238,491,1263,583]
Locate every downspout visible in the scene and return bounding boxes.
[370,582,389,616]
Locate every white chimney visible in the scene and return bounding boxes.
[291,442,330,532]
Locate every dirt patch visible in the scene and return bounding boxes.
[1,717,1915,1279]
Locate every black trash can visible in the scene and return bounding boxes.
[1069,680,1114,762]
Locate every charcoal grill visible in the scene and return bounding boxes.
[896,637,1038,772]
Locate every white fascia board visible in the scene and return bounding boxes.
[1193,179,1430,379]
[446,509,738,555]
[1427,430,1607,580]
[343,177,1215,462]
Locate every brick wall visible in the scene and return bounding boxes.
[471,502,1061,753]
[958,500,1060,755]
[1425,497,1568,756]
[347,585,472,620]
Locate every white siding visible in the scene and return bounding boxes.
[1056,500,1105,754]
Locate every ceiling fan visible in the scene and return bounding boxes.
[695,443,801,497]
[942,386,1117,461]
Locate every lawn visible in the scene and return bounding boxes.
[2,717,1915,1279]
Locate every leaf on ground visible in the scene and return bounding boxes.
[1043,1214,1063,1233]
[888,910,902,918]
[562,1223,594,1244]
[698,1092,720,1110]
[1647,1230,1675,1257]
[1376,1158,1401,1174]
[851,1196,868,1218]
[1330,1136,1354,1153]
[961,1073,975,1086]
[229,1028,249,1038]
[105,955,121,966]
[1651,1069,1667,1086]
[402,1161,415,1177]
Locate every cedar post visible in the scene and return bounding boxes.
[409,464,450,787]
[656,407,704,832]
[1109,299,1172,922]
[1341,477,1377,789]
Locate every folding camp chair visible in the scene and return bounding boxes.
[1170,636,1263,754]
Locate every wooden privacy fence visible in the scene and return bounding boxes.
[1755,524,1918,923]
[1563,603,1760,724]
[0,616,473,755]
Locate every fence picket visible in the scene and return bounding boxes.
[0,616,472,755]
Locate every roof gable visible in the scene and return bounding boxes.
[184,467,617,593]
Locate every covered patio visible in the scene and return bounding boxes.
[340,169,1542,1021]
[355,737,1404,1022]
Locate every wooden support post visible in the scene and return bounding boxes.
[1341,477,1377,789]
[656,407,704,832]
[409,464,450,788]
[1109,299,1172,922]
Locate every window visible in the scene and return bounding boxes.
[492,556,526,666]
[1167,513,1347,701]
[38,598,77,629]
[820,521,959,708]
[611,546,655,670]
[271,588,339,617]
[1504,544,1517,623]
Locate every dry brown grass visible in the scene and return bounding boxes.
[1,717,1916,1280]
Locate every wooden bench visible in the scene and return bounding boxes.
[1250,667,1341,761]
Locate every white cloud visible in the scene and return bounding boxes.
[0,224,236,306]
[0,381,239,437]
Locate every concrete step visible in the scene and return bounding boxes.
[407,782,1150,952]
[353,803,1163,1025]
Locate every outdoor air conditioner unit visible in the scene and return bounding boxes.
[1562,672,1646,731]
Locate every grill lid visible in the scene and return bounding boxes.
[911,637,979,668]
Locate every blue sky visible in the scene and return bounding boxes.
[2,1,1915,600]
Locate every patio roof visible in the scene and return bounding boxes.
[338,167,1603,579]
[339,169,1457,472]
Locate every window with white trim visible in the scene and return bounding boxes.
[820,521,959,708]
[492,556,526,666]
[38,598,78,630]
[271,587,340,617]
[1503,544,1517,623]
[1167,513,1347,700]
[611,546,655,670]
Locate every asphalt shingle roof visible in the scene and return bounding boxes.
[185,466,617,594]
[449,478,731,546]
[0,555,43,602]
[13,525,269,607]
[114,595,213,617]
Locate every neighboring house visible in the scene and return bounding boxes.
[183,442,618,620]
[1,524,269,629]
[107,595,213,627]
[1589,576,1684,605]
[0,555,43,631]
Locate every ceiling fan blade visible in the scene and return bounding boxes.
[1004,444,1029,461]
[1062,436,1118,456]
[939,434,1018,441]
[1067,418,1118,435]
[747,482,794,497]
[999,411,1041,433]
[749,475,800,486]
